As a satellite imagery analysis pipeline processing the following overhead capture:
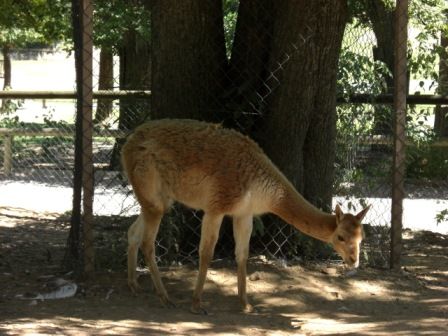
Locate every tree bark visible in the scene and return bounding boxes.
[144,0,349,258]
[150,0,229,257]
[1,45,12,111]
[260,0,347,210]
[226,0,275,131]
[118,28,151,130]
[109,27,151,170]
[435,34,448,137]
[304,2,347,210]
[2,45,11,89]
[151,0,228,121]
[363,0,395,135]
[94,47,114,124]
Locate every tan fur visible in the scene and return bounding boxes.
[121,119,370,314]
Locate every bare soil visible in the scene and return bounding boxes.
[0,207,447,335]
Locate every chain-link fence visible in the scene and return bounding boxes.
[1,0,447,276]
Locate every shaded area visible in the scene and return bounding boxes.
[0,208,446,335]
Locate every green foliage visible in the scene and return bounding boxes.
[337,50,390,98]
[0,99,23,115]
[408,0,447,87]
[406,145,448,179]
[93,0,150,52]
[0,0,70,47]
[335,38,390,186]
[406,106,436,142]
[223,0,238,57]
[336,2,448,186]
[0,28,42,47]
[336,25,391,178]
[42,108,69,128]
[0,115,20,128]
[435,209,448,225]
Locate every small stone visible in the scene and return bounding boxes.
[249,272,261,281]
[345,269,358,277]
[322,267,338,275]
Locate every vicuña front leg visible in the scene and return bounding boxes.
[140,207,175,308]
[191,213,224,314]
[127,215,144,293]
[233,215,254,312]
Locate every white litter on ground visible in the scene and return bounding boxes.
[16,278,77,301]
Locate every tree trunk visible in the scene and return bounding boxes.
[260,0,347,210]
[1,45,12,111]
[94,47,114,125]
[304,3,347,210]
[2,45,11,89]
[109,28,151,170]
[150,0,229,257]
[139,1,349,259]
[364,0,395,135]
[151,0,228,121]
[118,28,151,130]
[226,0,275,131]
[435,34,448,137]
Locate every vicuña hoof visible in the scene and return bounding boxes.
[242,303,255,313]
[128,280,141,294]
[159,295,177,309]
[190,304,208,315]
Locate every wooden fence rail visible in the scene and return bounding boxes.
[1,127,447,176]
[2,90,448,104]
[0,128,126,175]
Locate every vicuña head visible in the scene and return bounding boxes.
[331,204,369,268]
[122,118,370,314]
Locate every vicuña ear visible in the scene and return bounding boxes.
[356,205,371,222]
[335,204,344,224]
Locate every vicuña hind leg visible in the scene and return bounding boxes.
[139,206,175,308]
[233,214,254,312]
[191,213,224,314]
[127,214,144,293]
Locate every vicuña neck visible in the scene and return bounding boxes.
[270,180,337,243]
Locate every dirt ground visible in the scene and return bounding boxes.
[0,207,447,336]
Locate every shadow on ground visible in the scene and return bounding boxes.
[0,207,447,335]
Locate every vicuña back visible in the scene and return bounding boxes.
[122,119,280,216]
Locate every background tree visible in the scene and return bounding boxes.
[151,0,228,121]
[433,4,448,137]
[352,0,395,135]
[352,0,446,137]
[0,0,70,110]
[0,0,70,84]
[150,0,346,211]
[93,0,151,126]
[94,0,151,168]
[148,0,348,258]
[435,31,448,137]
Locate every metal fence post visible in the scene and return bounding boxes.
[391,0,408,269]
[81,0,94,275]
[66,0,94,276]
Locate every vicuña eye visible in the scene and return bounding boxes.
[337,235,345,242]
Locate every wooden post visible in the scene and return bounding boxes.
[391,0,408,269]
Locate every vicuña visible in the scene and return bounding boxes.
[121,118,370,314]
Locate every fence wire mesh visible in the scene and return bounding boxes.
[1,0,447,275]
